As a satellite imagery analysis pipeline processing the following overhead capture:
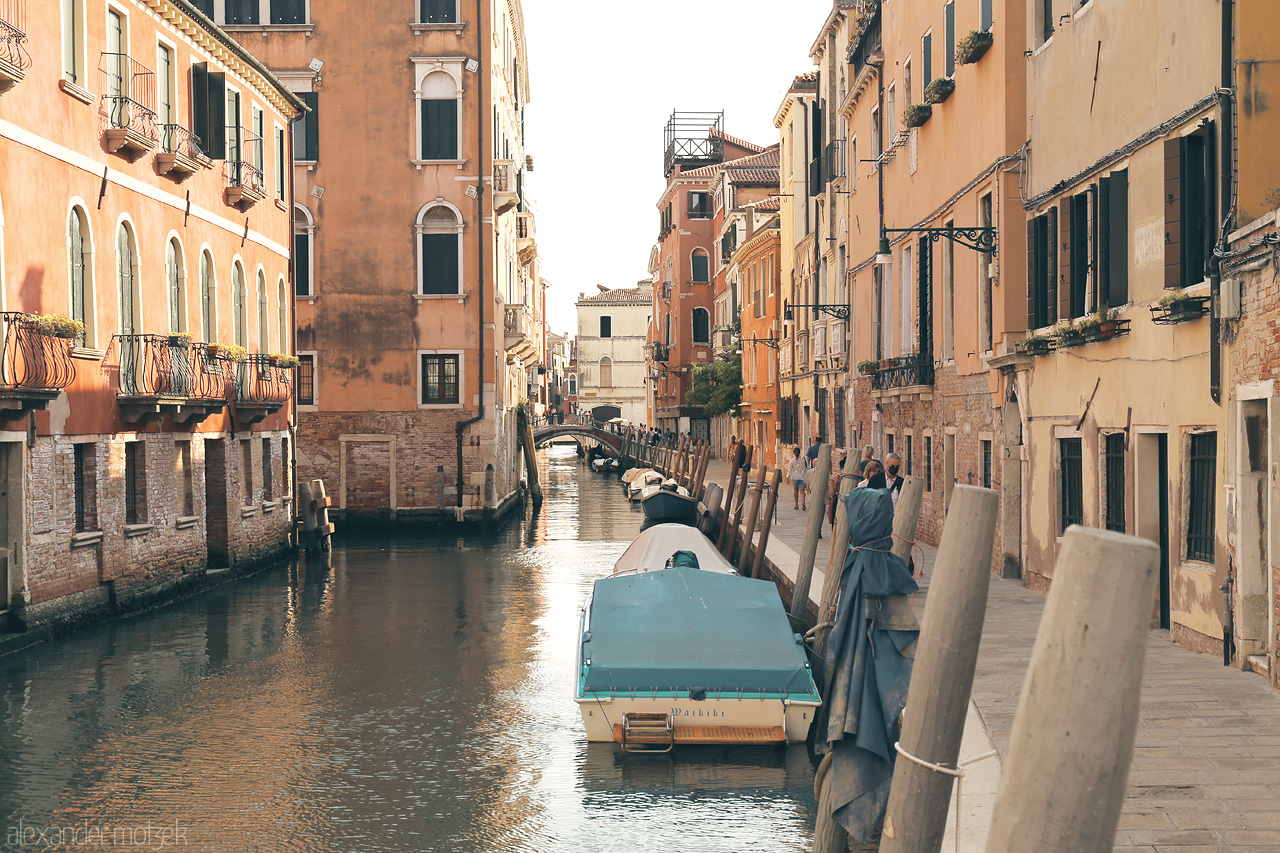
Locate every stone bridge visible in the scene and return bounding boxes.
[531,423,626,456]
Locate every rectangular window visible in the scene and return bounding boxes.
[189,0,213,14]
[922,32,932,94]
[1105,432,1125,532]
[297,354,315,405]
[73,443,97,532]
[175,441,194,517]
[420,233,459,294]
[687,192,712,219]
[833,387,845,445]
[905,434,913,476]
[421,0,456,23]
[262,438,273,500]
[275,127,286,200]
[925,436,933,492]
[692,254,709,283]
[886,433,895,455]
[1060,437,1083,532]
[1098,169,1129,306]
[422,354,460,404]
[62,0,84,84]
[886,84,897,142]
[979,193,994,351]
[252,107,265,176]
[1063,193,1088,319]
[157,44,173,128]
[982,439,992,489]
[270,0,307,25]
[945,2,956,77]
[280,438,290,498]
[294,91,319,162]
[981,0,993,30]
[599,316,612,338]
[192,63,227,160]
[871,105,881,160]
[1164,126,1216,289]
[294,232,312,297]
[1027,208,1058,329]
[125,441,146,525]
[241,439,254,505]
[1043,0,1054,44]
[1187,432,1217,562]
[225,0,259,25]
[421,98,458,160]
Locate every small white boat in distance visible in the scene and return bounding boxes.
[622,469,664,501]
[576,525,820,750]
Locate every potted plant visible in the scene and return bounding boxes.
[955,29,994,65]
[167,331,194,348]
[275,354,300,369]
[1054,320,1085,347]
[857,359,880,375]
[1020,333,1054,355]
[903,103,933,128]
[219,344,249,363]
[32,314,85,340]
[1155,291,1208,323]
[924,77,955,104]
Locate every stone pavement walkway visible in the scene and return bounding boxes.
[690,455,1280,851]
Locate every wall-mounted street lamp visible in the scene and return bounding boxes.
[784,299,850,322]
[876,223,998,266]
[742,336,782,350]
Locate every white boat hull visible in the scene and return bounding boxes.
[576,695,819,744]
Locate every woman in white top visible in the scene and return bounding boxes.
[786,447,809,511]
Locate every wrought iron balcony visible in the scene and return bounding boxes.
[115,335,231,424]
[663,110,725,178]
[849,7,883,79]
[0,0,30,93]
[647,341,670,363]
[825,139,847,182]
[224,138,265,209]
[0,312,76,419]
[234,354,292,425]
[871,352,934,391]
[100,53,157,158]
[156,124,207,180]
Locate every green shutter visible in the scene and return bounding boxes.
[421,233,458,294]
[294,232,311,296]
[421,98,457,160]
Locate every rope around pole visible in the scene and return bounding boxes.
[893,741,963,777]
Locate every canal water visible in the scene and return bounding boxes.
[0,445,817,852]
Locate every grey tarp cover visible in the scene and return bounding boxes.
[815,487,920,842]
[581,566,818,698]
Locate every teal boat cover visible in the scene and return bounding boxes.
[580,567,819,699]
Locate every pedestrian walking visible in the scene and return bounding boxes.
[882,452,904,507]
[806,435,822,466]
[786,447,808,511]
[857,444,875,476]
[827,454,847,528]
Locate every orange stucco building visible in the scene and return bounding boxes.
[0,0,303,628]
[214,0,541,522]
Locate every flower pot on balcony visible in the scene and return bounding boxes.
[168,334,193,348]
[1151,294,1209,325]
[956,30,994,65]
[33,314,85,340]
[1019,335,1054,356]
[857,359,880,376]
[903,103,933,128]
[924,77,955,105]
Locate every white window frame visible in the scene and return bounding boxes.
[199,245,217,344]
[293,202,315,300]
[274,121,286,201]
[66,199,97,349]
[61,0,89,90]
[115,214,142,335]
[411,57,465,167]
[165,231,188,334]
[296,350,318,410]
[414,200,466,297]
[213,0,313,27]
[418,348,465,409]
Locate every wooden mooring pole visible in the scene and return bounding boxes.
[789,444,830,622]
[881,485,998,853]
[735,465,768,576]
[715,444,745,552]
[986,527,1160,853]
[750,468,783,580]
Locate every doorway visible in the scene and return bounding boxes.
[205,439,229,569]
[0,443,20,618]
[1237,400,1270,662]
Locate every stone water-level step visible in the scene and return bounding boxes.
[611,724,786,745]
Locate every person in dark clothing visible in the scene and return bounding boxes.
[806,436,821,465]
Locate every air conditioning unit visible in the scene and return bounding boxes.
[1216,278,1242,320]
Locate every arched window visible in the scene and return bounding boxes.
[277,278,288,354]
[293,204,314,297]
[166,237,185,333]
[68,206,94,347]
[416,203,463,295]
[599,356,613,388]
[418,69,459,160]
[256,270,268,351]
[692,307,710,344]
[117,222,139,335]
[232,262,246,347]
[200,250,215,342]
[691,248,709,283]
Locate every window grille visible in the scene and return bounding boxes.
[1105,432,1125,532]
[1187,432,1216,561]
[1060,437,1083,532]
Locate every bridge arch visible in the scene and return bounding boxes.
[531,424,626,455]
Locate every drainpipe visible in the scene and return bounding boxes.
[1209,0,1234,406]
[287,118,299,544]
[455,0,486,511]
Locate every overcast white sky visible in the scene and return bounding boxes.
[521,0,831,338]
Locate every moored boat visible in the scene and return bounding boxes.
[639,481,698,521]
[575,524,821,750]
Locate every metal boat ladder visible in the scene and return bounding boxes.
[620,712,674,753]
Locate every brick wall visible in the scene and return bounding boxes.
[18,431,291,630]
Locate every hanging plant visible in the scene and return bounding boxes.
[857,359,880,375]
[924,77,955,104]
[955,30,994,65]
[903,103,933,128]
[1019,334,1054,355]
[32,314,85,340]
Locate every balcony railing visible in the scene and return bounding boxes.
[504,305,527,337]
[647,341,669,363]
[494,160,513,193]
[156,124,205,179]
[236,354,291,406]
[0,313,76,392]
[516,211,534,241]
[115,335,231,399]
[871,352,934,391]
[0,0,30,91]
[224,133,265,207]
[100,53,157,154]
[825,139,847,182]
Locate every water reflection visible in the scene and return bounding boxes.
[0,446,815,852]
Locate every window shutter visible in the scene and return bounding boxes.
[1163,137,1182,288]
[945,2,956,77]
[298,91,319,162]
[1045,207,1058,325]
[294,232,310,296]
[1059,198,1072,321]
[1110,169,1129,305]
[421,233,458,294]
[1027,216,1039,328]
[1201,121,1217,280]
[1072,193,1089,318]
[922,34,932,93]
[1098,178,1111,308]
[1181,133,1207,288]
[192,63,209,155]
[422,98,457,160]
[207,71,226,159]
